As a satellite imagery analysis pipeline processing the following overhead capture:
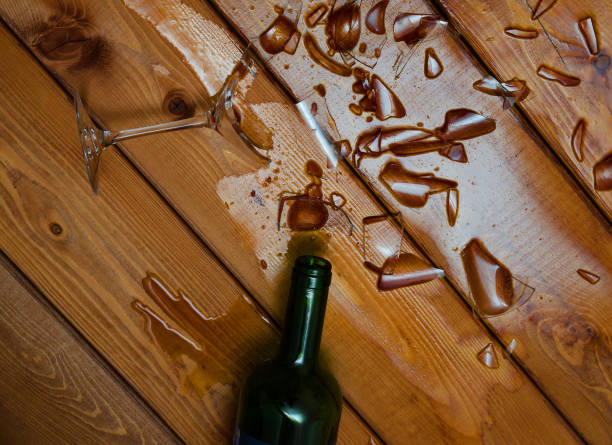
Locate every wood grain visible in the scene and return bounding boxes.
[0,24,374,445]
[211,1,612,443]
[0,254,180,444]
[436,0,612,221]
[218,1,612,443]
[0,0,586,443]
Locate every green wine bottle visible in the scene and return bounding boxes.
[234,256,342,445]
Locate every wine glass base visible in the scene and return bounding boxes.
[74,89,105,194]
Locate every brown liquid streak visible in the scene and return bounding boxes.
[306,4,328,28]
[393,13,441,46]
[325,1,361,52]
[304,33,352,76]
[577,17,599,55]
[477,343,499,369]
[571,119,586,162]
[576,269,600,284]
[365,0,388,35]
[504,27,539,39]
[424,47,443,79]
[379,162,458,208]
[593,152,612,191]
[259,14,297,55]
[536,65,581,87]
[460,239,515,316]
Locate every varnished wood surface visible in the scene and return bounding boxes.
[0,253,180,444]
[437,0,612,221]
[0,0,586,443]
[212,1,612,443]
[0,24,375,445]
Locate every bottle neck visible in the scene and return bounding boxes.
[278,256,331,371]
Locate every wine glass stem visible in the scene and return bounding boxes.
[106,114,213,145]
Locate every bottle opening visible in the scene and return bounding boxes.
[293,255,332,288]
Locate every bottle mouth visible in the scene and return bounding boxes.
[293,256,332,288]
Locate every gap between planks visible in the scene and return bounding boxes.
[0,18,388,445]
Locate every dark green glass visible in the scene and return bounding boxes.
[234,256,342,445]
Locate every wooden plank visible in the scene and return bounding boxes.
[0,253,180,444]
[0,24,375,445]
[0,0,585,443]
[435,0,612,221]
[211,1,612,443]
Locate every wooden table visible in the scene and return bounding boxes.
[0,0,609,443]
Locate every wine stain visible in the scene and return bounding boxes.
[363,215,390,225]
[31,10,110,71]
[365,0,388,35]
[439,143,468,163]
[351,68,406,120]
[325,1,361,52]
[352,126,468,166]
[434,108,496,141]
[306,4,328,28]
[461,239,534,317]
[232,103,275,151]
[536,65,581,86]
[504,27,539,39]
[132,273,234,398]
[593,152,612,191]
[577,17,599,55]
[576,269,600,284]
[349,103,363,115]
[424,47,443,79]
[333,140,352,161]
[393,13,442,46]
[330,192,347,209]
[283,30,302,55]
[507,338,517,354]
[365,252,444,291]
[472,77,530,109]
[314,84,327,97]
[379,162,457,208]
[305,159,323,178]
[531,0,557,20]
[359,42,367,53]
[571,119,586,162]
[446,188,459,227]
[477,343,499,369]
[259,11,299,55]
[304,32,352,76]
[278,160,352,233]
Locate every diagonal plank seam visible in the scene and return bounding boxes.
[0,249,187,445]
[0,4,583,441]
[428,0,611,228]
[0,17,388,445]
[204,0,594,441]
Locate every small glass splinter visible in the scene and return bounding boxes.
[75,48,270,193]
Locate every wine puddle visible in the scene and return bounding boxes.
[133,272,275,400]
[461,239,535,317]
[577,268,600,284]
[477,343,499,369]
